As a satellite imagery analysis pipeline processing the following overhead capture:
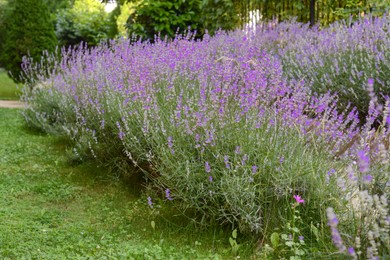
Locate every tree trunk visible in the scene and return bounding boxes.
[310,0,315,26]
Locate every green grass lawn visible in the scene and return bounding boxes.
[0,108,252,259]
[0,69,20,100]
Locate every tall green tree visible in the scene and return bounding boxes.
[1,0,57,82]
[0,0,12,68]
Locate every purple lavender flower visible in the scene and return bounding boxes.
[327,168,336,176]
[348,247,356,256]
[251,165,258,174]
[362,174,373,184]
[298,236,304,241]
[205,161,211,173]
[326,168,336,183]
[367,78,374,86]
[357,150,370,173]
[147,197,153,208]
[235,146,241,154]
[242,154,248,166]
[208,176,213,182]
[279,156,284,164]
[328,216,338,225]
[167,136,174,154]
[165,189,173,201]
[167,136,173,148]
[330,226,344,251]
[346,165,358,184]
[224,155,230,169]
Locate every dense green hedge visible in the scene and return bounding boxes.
[0,0,57,82]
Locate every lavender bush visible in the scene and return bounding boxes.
[21,17,389,258]
[267,16,390,121]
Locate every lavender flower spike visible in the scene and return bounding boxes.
[357,150,370,173]
[326,207,346,252]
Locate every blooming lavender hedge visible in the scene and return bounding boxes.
[22,17,389,258]
[268,17,390,121]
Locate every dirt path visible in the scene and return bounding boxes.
[0,100,24,108]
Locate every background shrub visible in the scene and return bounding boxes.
[125,0,244,41]
[56,0,112,47]
[125,0,202,41]
[0,0,57,82]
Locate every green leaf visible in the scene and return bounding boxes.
[285,241,294,247]
[294,248,305,256]
[232,229,237,239]
[229,237,235,247]
[151,220,155,230]
[310,223,319,241]
[270,232,280,248]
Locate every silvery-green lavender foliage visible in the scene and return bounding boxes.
[21,17,389,257]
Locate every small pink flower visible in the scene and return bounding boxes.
[293,195,305,204]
